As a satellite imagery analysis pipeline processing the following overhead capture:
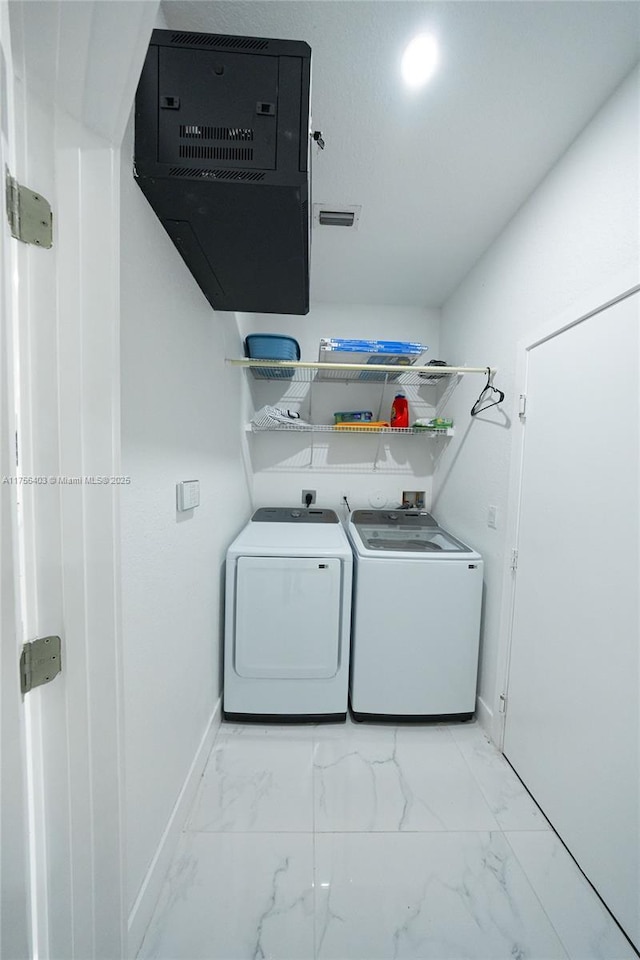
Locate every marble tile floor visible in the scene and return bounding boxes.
[139,718,636,960]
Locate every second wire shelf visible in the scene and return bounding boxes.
[246,422,454,437]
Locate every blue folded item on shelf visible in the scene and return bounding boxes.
[318,339,428,381]
[319,338,425,355]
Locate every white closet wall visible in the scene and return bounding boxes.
[434,64,640,732]
[119,112,251,939]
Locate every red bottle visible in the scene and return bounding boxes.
[390,393,409,428]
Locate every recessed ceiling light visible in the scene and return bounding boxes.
[401,33,438,89]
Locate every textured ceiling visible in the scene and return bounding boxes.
[161,1,640,307]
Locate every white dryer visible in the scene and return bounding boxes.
[224,507,353,721]
[347,509,483,721]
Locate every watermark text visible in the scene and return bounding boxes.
[2,476,131,485]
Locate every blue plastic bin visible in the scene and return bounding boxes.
[244,334,300,379]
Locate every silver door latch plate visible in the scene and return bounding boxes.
[6,168,53,248]
[20,635,62,695]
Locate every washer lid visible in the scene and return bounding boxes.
[352,509,438,528]
[350,510,476,556]
[252,507,339,524]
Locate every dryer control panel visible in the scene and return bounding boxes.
[252,507,339,523]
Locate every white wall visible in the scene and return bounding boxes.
[119,115,251,917]
[238,303,441,511]
[434,64,640,735]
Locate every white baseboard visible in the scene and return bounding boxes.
[475,695,494,738]
[127,698,221,956]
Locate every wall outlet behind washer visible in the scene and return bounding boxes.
[302,489,316,505]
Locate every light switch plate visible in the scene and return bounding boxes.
[177,480,200,511]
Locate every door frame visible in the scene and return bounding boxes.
[0,4,32,956]
[493,267,640,749]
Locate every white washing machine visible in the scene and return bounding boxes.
[224,507,353,721]
[347,509,483,721]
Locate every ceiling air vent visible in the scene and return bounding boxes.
[319,211,354,227]
[313,204,362,229]
[170,32,270,51]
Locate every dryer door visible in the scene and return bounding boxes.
[234,556,342,678]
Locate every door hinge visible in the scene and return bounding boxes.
[5,169,53,248]
[518,394,527,421]
[510,548,519,572]
[20,635,62,695]
[499,693,508,715]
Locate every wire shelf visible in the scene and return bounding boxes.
[247,423,454,437]
[228,358,491,385]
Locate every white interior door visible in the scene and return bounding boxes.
[504,291,639,947]
[4,3,159,957]
[0,9,31,958]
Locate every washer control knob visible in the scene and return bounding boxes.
[388,513,398,520]
[291,510,301,518]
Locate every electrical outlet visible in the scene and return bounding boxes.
[488,504,498,528]
[302,489,316,505]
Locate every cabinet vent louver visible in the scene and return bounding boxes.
[180,125,254,141]
[168,166,266,182]
[178,145,254,162]
[170,32,270,51]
